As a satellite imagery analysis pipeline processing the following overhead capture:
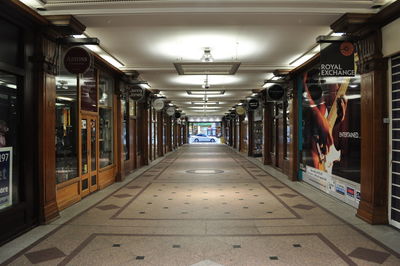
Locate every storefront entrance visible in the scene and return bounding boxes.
[81,115,98,197]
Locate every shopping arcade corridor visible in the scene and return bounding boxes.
[3,144,400,265]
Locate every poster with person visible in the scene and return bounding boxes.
[301,66,361,206]
[0,147,12,209]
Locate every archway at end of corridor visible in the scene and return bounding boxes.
[188,122,222,144]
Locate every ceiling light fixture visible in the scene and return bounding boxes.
[71,34,124,69]
[191,110,221,113]
[173,47,240,75]
[202,74,210,89]
[200,47,214,62]
[187,90,225,95]
[192,101,219,105]
[188,106,222,109]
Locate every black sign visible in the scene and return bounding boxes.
[248,99,259,110]
[174,112,181,119]
[225,114,230,120]
[320,41,355,77]
[64,46,92,74]
[268,84,285,101]
[229,112,236,119]
[129,86,144,101]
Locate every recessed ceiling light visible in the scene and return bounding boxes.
[173,75,239,86]
[330,32,345,37]
[191,101,219,105]
[191,110,221,112]
[188,106,222,109]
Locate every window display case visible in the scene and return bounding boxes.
[55,71,78,184]
[253,121,263,157]
[99,74,114,168]
[122,98,129,161]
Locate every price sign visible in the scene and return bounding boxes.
[0,147,12,210]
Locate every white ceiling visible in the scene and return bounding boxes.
[33,0,390,116]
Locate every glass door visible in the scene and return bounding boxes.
[81,115,98,197]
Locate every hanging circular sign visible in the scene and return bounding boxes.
[340,41,355,57]
[174,111,181,119]
[153,98,165,111]
[268,85,285,101]
[236,106,246,116]
[130,86,144,101]
[63,46,91,74]
[248,99,259,110]
[166,106,175,116]
[229,112,236,119]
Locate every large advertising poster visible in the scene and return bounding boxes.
[0,147,12,210]
[301,67,361,207]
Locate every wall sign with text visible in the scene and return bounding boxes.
[130,86,144,101]
[320,41,355,77]
[267,84,285,102]
[247,99,260,110]
[63,46,92,74]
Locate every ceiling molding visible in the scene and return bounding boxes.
[41,7,378,16]
[41,1,378,16]
[45,15,86,35]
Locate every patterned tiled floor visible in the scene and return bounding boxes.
[3,144,400,265]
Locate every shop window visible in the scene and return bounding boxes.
[129,98,136,117]
[0,71,19,210]
[152,109,157,158]
[271,105,277,154]
[285,94,293,160]
[80,69,97,113]
[253,107,263,157]
[0,18,20,67]
[99,73,114,168]
[122,98,129,161]
[55,71,78,184]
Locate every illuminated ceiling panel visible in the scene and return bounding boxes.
[174,62,241,75]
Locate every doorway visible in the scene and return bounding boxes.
[81,115,98,197]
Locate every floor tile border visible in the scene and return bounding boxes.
[229,146,400,259]
[57,232,356,266]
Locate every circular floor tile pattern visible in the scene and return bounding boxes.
[185,169,224,174]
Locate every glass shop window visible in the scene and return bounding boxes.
[55,71,78,184]
[285,96,293,160]
[99,73,114,168]
[122,98,129,161]
[271,104,277,154]
[80,68,97,113]
[0,71,20,210]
